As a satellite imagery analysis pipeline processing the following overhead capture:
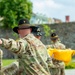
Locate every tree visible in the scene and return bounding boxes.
[42,24,55,37]
[0,0,33,29]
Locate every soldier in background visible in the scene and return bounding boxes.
[32,26,42,40]
[0,18,57,75]
[48,33,65,75]
[33,28,64,75]
[50,33,65,49]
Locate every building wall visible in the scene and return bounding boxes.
[41,22,75,49]
[0,22,75,58]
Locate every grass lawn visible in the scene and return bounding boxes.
[2,59,16,67]
[65,58,75,69]
[2,58,75,69]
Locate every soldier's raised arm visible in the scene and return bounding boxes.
[0,38,28,54]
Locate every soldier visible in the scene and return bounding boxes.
[48,33,65,75]
[32,26,42,40]
[0,18,58,75]
[50,33,65,49]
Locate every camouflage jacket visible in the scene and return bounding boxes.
[47,41,65,49]
[1,34,52,75]
[49,41,65,69]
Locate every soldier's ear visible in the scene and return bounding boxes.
[30,28,32,32]
[17,29,20,33]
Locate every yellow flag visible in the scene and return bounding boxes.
[47,48,75,64]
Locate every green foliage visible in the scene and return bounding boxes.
[65,59,75,69]
[0,0,33,29]
[42,24,55,37]
[42,24,50,37]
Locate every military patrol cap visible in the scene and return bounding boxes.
[13,18,36,34]
[32,26,42,36]
[50,33,58,40]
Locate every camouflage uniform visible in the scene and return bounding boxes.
[50,41,65,49]
[0,49,3,75]
[1,33,54,75]
[2,61,19,75]
[49,41,65,75]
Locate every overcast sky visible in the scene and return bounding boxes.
[30,0,75,22]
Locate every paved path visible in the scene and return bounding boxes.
[65,69,75,75]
